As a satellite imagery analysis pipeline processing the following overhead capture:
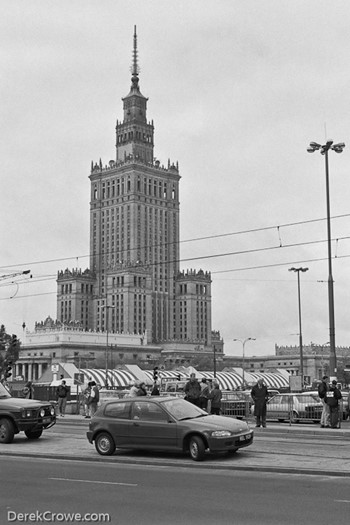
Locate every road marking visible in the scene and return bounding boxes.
[49,477,137,487]
[335,500,350,503]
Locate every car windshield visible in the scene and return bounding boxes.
[0,383,11,398]
[161,398,207,420]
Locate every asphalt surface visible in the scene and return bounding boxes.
[1,415,350,477]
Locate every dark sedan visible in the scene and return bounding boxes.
[87,396,253,461]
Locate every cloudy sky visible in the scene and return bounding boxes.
[1,0,350,358]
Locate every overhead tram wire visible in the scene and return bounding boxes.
[3,252,350,302]
[1,213,350,272]
[1,233,350,289]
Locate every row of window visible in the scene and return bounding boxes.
[93,178,177,201]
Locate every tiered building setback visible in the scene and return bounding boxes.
[56,27,213,351]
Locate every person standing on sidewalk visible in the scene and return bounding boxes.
[56,380,69,417]
[208,382,222,415]
[318,375,330,428]
[326,380,342,429]
[88,381,100,416]
[199,379,210,411]
[184,373,201,407]
[251,378,268,428]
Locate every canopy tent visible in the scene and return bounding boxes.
[200,371,243,391]
[244,371,289,390]
[78,368,290,391]
[142,370,185,384]
[82,369,138,389]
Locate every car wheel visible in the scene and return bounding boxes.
[0,418,15,444]
[95,432,116,456]
[291,411,299,423]
[227,448,238,456]
[278,419,285,423]
[25,429,43,440]
[189,436,205,461]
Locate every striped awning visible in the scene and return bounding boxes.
[82,369,138,388]
[245,371,289,389]
[143,370,186,384]
[196,371,243,391]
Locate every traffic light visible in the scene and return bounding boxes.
[4,359,12,379]
[11,334,19,349]
[153,366,159,381]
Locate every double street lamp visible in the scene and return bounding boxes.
[233,337,256,389]
[289,267,309,388]
[307,139,345,380]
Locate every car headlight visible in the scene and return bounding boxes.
[210,430,233,438]
[40,408,45,417]
[50,406,55,416]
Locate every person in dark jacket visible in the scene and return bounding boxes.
[151,382,160,396]
[318,375,330,428]
[199,379,210,411]
[208,382,222,415]
[251,379,269,428]
[325,380,342,428]
[137,382,148,396]
[56,380,70,417]
[184,373,201,406]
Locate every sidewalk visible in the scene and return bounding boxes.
[0,415,349,477]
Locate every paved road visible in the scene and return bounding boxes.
[2,455,350,525]
[1,416,350,476]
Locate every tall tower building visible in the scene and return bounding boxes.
[57,27,213,350]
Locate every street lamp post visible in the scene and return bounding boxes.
[102,305,115,388]
[307,140,345,380]
[213,345,217,378]
[289,267,309,389]
[233,337,256,389]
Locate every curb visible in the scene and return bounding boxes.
[1,449,349,478]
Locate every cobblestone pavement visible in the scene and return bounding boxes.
[1,416,349,476]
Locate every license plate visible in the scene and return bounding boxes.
[43,417,52,424]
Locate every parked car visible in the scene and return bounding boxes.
[98,389,127,405]
[260,393,323,423]
[0,382,56,444]
[87,396,253,461]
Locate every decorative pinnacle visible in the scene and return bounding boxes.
[130,25,140,88]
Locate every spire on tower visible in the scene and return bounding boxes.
[130,25,140,90]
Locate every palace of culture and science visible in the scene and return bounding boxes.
[17,28,224,382]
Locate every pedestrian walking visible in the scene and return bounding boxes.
[208,382,222,415]
[83,383,91,418]
[184,373,201,406]
[326,380,342,429]
[251,378,268,428]
[88,381,100,416]
[22,381,34,399]
[56,380,69,417]
[318,375,331,428]
[199,379,210,411]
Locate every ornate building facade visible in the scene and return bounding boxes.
[56,27,215,353]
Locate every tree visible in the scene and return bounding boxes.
[0,325,21,383]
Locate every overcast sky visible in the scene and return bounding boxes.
[1,0,350,358]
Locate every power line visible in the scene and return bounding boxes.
[1,213,350,271]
